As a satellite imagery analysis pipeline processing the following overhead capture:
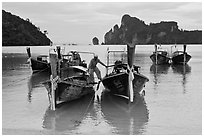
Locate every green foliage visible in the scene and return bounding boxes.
[2,10,51,46]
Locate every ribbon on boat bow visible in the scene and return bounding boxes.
[127,65,134,102]
[127,44,136,103]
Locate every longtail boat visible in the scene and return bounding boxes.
[171,44,191,64]
[26,47,50,73]
[43,46,95,111]
[150,44,170,65]
[26,47,91,73]
[101,45,149,102]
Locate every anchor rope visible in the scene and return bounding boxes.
[3,67,49,88]
[82,92,95,116]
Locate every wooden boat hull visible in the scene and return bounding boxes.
[150,53,170,65]
[30,58,50,73]
[46,48,95,110]
[43,78,94,106]
[102,72,149,100]
[172,53,191,64]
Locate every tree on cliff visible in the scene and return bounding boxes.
[43,30,48,35]
[2,10,51,46]
[92,37,99,45]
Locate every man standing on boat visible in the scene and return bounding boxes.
[88,54,106,83]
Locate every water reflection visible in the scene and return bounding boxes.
[2,53,28,70]
[42,93,95,132]
[27,72,50,102]
[171,64,191,74]
[101,92,149,135]
[171,64,191,93]
[150,64,170,74]
[150,64,170,89]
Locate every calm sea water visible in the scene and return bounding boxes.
[2,45,202,135]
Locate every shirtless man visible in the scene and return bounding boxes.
[88,54,106,83]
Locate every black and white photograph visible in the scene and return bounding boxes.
[2,1,202,135]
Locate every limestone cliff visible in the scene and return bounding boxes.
[104,14,201,44]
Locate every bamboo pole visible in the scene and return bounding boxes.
[26,47,31,66]
[50,75,56,111]
[26,47,31,58]
[155,44,158,65]
[183,44,186,65]
[106,47,109,75]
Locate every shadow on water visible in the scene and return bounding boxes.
[27,72,50,102]
[42,93,95,133]
[171,64,191,94]
[100,92,149,135]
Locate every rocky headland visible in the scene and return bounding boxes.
[103,14,202,45]
[2,10,51,46]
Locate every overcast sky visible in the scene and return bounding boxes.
[2,2,202,44]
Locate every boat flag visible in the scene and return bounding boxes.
[127,65,134,102]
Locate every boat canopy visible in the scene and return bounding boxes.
[37,55,48,58]
[172,51,185,56]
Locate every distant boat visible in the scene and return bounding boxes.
[150,44,170,65]
[26,47,50,73]
[171,44,191,64]
[43,46,95,111]
[101,45,149,102]
[26,47,92,73]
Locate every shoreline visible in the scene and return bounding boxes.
[2,128,50,135]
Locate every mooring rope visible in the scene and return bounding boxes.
[74,92,95,126]
[3,67,49,88]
